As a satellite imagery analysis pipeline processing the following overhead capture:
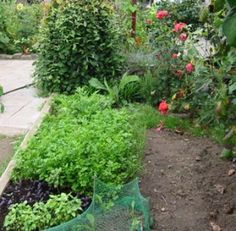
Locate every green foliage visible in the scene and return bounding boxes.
[0,85,4,113]
[4,193,82,231]
[14,89,146,192]
[0,1,43,54]
[34,0,123,94]
[128,104,161,129]
[156,0,203,30]
[89,73,141,106]
[223,7,236,47]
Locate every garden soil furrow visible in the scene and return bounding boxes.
[141,129,236,231]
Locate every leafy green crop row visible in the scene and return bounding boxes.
[14,89,146,193]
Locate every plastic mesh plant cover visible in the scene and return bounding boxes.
[46,178,153,231]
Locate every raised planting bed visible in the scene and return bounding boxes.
[0,89,147,230]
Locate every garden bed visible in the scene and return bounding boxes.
[0,90,148,230]
[0,180,91,230]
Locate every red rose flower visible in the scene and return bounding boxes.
[186,63,195,73]
[174,22,187,32]
[172,53,178,59]
[158,100,169,115]
[146,19,153,25]
[156,10,169,20]
[179,33,188,41]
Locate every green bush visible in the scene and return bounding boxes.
[34,0,123,94]
[14,89,145,193]
[0,2,43,54]
[4,193,82,231]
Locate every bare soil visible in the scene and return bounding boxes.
[141,129,236,231]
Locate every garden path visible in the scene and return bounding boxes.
[141,129,236,231]
[0,60,46,136]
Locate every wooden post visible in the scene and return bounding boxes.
[131,0,137,37]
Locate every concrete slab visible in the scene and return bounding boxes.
[0,60,46,136]
[0,60,34,93]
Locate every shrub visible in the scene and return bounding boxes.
[4,193,82,231]
[34,0,123,94]
[14,89,145,193]
[156,0,203,30]
[0,2,43,54]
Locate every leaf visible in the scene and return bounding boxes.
[86,214,95,225]
[222,8,236,46]
[229,82,236,94]
[119,74,140,91]
[227,0,236,8]
[214,0,226,11]
[89,78,107,91]
[0,104,4,113]
[0,85,3,96]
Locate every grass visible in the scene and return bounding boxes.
[128,104,227,144]
[0,158,11,176]
[0,135,23,176]
[0,134,6,141]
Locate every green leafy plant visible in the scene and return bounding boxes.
[0,1,43,54]
[34,0,123,94]
[4,193,82,231]
[89,73,141,106]
[222,0,236,47]
[14,89,146,192]
[155,0,203,30]
[0,85,4,113]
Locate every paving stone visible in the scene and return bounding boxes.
[0,60,46,136]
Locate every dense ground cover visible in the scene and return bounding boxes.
[13,89,146,193]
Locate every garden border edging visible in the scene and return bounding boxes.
[0,53,37,60]
[0,96,52,196]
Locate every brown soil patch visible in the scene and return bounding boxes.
[141,129,236,231]
[0,136,17,167]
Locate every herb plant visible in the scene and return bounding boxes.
[4,193,82,231]
[14,89,146,193]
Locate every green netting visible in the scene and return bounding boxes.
[46,178,153,231]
